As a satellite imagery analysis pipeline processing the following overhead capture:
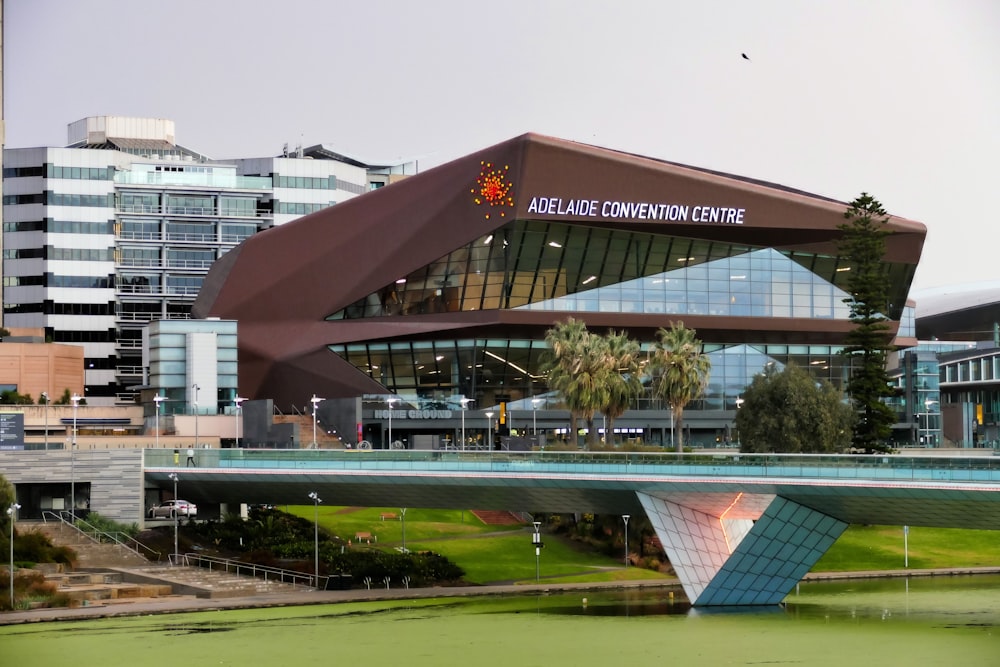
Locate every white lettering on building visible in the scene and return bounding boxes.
[529,195,744,225]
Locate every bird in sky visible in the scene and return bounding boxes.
[742,53,751,61]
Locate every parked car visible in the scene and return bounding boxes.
[148,500,198,519]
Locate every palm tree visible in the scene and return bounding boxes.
[541,318,590,446]
[600,330,643,445]
[648,321,711,452]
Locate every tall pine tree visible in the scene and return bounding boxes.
[838,193,897,453]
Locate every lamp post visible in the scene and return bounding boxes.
[386,396,398,450]
[41,391,49,450]
[153,394,166,448]
[669,405,674,450]
[622,514,631,567]
[310,395,323,449]
[532,521,542,582]
[192,384,200,449]
[308,492,321,588]
[734,396,744,446]
[168,473,179,565]
[459,398,473,451]
[70,393,81,519]
[532,398,541,436]
[8,503,21,608]
[400,507,408,551]
[234,396,245,447]
[485,411,494,451]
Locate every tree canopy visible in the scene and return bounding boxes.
[647,322,711,452]
[735,363,855,453]
[838,193,897,453]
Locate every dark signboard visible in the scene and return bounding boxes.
[0,412,25,450]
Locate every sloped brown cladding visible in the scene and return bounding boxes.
[194,133,926,408]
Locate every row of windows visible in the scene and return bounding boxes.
[50,329,115,343]
[48,274,114,288]
[3,276,45,287]
[3,166,44,178]
[275,175,337,190]
[3,219,115,234]
[331,339,852,413]
[46,165,115,181]
[47,193,115,208]
[4,247,112,261]
[275,202,331,215]
[3,193,45,205]
[49,247,114,261]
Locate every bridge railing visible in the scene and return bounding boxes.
[142,449,1000,483]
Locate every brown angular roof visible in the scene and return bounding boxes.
[194,133,926,407]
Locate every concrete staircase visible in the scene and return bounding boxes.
[24,521,151,568]
[21,521,306,607]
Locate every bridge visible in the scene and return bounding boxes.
[141,449,1000,607]
[4,448,998,606]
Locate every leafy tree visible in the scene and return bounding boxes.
[0,390,33,405]
[647,322,711,452]
[736,363,855,453]
[599,330,643,444]
[838,193,897,453]
[542,319,602,447]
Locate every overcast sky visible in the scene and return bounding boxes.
[5,0,998,294]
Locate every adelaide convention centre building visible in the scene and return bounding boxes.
[192,133,926,450]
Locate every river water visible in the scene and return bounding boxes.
[2,575,997,667]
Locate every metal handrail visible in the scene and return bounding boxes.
[172,552,326,590]
[40,511,162,561]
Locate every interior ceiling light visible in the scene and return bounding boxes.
[484,235,493,244]
[395,278,407,284]
[678,257,695,263]
[836,267,851,272]
[435,355,444,361]
[484,350,534,377]
[548,241,562,248]
[582,276,597,284]
[730,275,746,280]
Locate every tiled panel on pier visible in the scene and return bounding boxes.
[640,493,847,606]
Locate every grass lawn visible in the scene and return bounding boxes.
[280,506,1000,584]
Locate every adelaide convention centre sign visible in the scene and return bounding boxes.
[526,196,746,224]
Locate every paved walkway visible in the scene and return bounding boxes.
[4,566,1000,626]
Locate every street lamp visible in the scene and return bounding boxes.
[41,391,49,450]
[8,503,21,608]
[154,394,166,448]
[310,395,323,449]
[308,492,321,588]
[459,398,474,451]
[70,393,81,519]
[485,411,494,451]
[734,396,744,446]
[386,396,398,450]
[168,473,179,565]
[532,398,541,436]
[400,507,408,551]
[532,521,542,582]
[234,396,246,447]
[622,514,631,568]
[192,384,200,449]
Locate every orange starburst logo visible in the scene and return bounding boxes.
[471,161,514,220]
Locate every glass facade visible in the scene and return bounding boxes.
[330,220,910,321]
[326,221,885,420]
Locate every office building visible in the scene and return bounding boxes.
[2,116,415,406]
